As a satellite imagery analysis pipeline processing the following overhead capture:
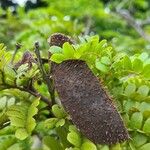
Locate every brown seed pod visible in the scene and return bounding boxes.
[49,33,129,145]
[52,60,129,145]
[48,33,74,47]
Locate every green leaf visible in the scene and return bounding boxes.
[4,66,16,85]
[0,135,17,150]
[96,39,107,51]
[7,143,23,150]
[67,131,81,147]
[15,128,28,140]
[142,64,150,79]
[124,100,135,113]
[52,104,67,118]
[111,143,122,150]
[132,133,147,147]
[139,52,149,61]
[139,102,150,115]
[56,127,71,148]
[129,142,137,150]
[137,85,149,97]
[50,53,65,63]
[63,42,75,58]
[143,118,150,133]
[101,56,111,65]
[69,125,79,133]
[49,46,62,54]
[124,83,136,96]
[139,143,150,150]
[26,98,39,133]
[0,43,6,51]
[129,112,143,129]
[132,58,143,73]
[88,35,99,43]
[55,119,65,127]
[43,136,63,150]
[74,44,87,59]
[81,141,97,150]
[78,36,86,43]
[100,145,109,150]
[7,98,39,140]
[44,118,59,129]
[122,55,132,70]
[95,59,109,73]
[9,117,25,128]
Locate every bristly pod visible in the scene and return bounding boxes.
[49,33,129,145]
[47,33,74,47]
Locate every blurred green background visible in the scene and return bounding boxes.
[0,0,150,55]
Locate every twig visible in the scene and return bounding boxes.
[0,83,52,107]
[11,43,21,64]
[116,9,150,42]
[22,87,52,107]
[34,42,46,79]
[116,1,150,43]
[34,42,55,105]
[84,16,92,35]
[48,47,55,105]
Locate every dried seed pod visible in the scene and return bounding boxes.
[49,33,129,145]
[48,33,74,47]
[52,60,129,145]
[14,51,36,70]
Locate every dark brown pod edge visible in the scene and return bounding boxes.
[48,33,74,47]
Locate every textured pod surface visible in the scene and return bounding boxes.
[52,60,129,145]
[48,33,74,47]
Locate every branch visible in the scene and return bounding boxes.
[84,16,92,35]
[22,87,52,107]
[34,42,55,105]
[3,85,52,106]
[116,9,150,42]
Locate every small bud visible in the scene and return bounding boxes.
[35,41,39,49]
[15,43,22,49]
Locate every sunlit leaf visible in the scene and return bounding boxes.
[143,118,150,133]
[67,131,81,147]
[129,112,143,129]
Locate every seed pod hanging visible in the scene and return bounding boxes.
[49,33,129,145]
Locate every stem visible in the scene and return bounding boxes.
[34,42,55,105]
[22,87,52,106]
[11,43,21,64]
[48,50,55,104]
[116,1,150,42]
[0,83,52,107]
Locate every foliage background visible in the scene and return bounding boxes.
[0,0,150,150]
